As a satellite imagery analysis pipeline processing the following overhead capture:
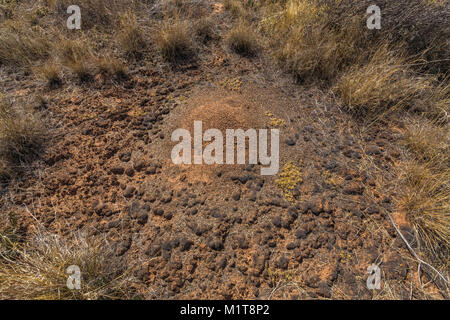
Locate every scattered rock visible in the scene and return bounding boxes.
[125,166,135,177]
[145,243,161,257]
[247,191,257,202]
[366,145,381,155]
[115,237,132,256]
[272,216,282,228]
[163,211,173,220]
[119,152,131,162]
[237,235,249,249]
[277,256,289,270]
[285,137,296,146]
[308,197,323,215]
[232,191,241,201]
[295,228,308,239]
[123,186,136,198]
[146,165,157,175]
[134,160,147,172]
[93,200,106,215]
[343,182,364,195]
[317,281,331,298]
[153,207,164,216]
[287,241,300,250]
[110,165,124,175]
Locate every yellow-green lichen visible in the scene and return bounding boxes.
[265,111,286,127]
[220,77,242,91]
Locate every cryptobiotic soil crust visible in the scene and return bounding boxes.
[0,1,444,300]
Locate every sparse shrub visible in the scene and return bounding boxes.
[259,0,365,82]
[157,19,194,62]
[255,0,449,82]
[34,95,49,110]
[428,84,450,124]
[0,98,45,164]
[118,13,147,59]
[404,119,449,163]
[227,23,259,57]
[0,3,13,23]
[0,211,20,258]
[0,229,136,299]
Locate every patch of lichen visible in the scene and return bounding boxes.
[266,265,294,286]
[220,77,242,91]
[322,169,340,187]
[275,161,302,201]
[264,111,286,127]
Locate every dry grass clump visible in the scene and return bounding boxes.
[0,2,13,23]
[258,0,365,82]
[97,56,128,80]
[227,22,259,57]
[0,22,50,67]
[0,211,20,258]
[400,117,449,269]
[58,38,94,82]
[311,0,450,74]
[0,97,45,165]
[253,0,449,82]
[336,47,441,117]
[0,228,135,300]
[156,19,194,62]
[118,12,147,59]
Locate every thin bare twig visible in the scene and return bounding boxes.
[387,213,448,286]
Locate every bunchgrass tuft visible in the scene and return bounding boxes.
[156,19,194,62]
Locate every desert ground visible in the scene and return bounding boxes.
[0,0,448,299]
